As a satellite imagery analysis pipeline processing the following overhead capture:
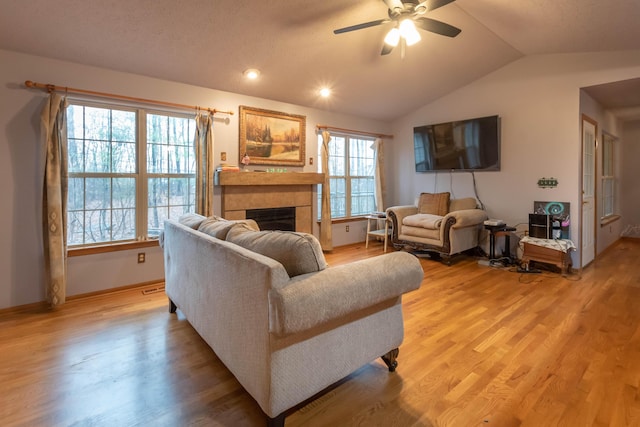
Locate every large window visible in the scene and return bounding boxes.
[67,102,196,247]
[318,133,376,219]
[601,133,616,220]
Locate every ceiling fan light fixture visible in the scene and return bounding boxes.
[399,19,421,46]
[384,27,400,47]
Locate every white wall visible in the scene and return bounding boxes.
[387,51,640,266]
[0,49,390,309]
[621,120,640,228]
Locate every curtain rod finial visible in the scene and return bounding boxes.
[25,80,35,88]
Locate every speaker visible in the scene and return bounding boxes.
[529,213,551,239]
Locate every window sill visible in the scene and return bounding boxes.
[68,240,160,257]
[316,216,369,225]
[600,215,621,227]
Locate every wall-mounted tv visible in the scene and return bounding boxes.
[413,115,500,172]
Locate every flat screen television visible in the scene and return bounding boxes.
[413,115,500,172]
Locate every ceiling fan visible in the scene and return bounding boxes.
[333,0,461,56]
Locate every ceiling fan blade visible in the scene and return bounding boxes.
[416,0,456,12]
[334,18,389,34]
[381,43,395,56]
[414,17,461,37]
[383,0,404,12]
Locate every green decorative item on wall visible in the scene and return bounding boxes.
[537,177,558,188]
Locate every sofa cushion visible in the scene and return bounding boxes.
[449,197,477,212]
[178,213,208,229]
[197,217,260,240]
[197,217,238,240]
[418,192,450,216]
[403,213,443,229]
[227,227,327,278]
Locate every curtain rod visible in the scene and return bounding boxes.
[316,124,393,139]
[24,80,234,116]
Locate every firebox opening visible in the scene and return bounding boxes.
[246,207,296,231]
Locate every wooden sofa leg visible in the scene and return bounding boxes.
[381,348,399,372]
[169,299,177,313]
[267,413,285,427]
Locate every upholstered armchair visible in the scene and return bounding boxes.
[387,192,488,264]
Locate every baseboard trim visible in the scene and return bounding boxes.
[0,279,165,315]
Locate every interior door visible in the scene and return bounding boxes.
[581,115,597,267]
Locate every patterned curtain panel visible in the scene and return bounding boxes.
[194,113,214,217]
[41,94,68,307]
[371,137,385,212]
[320,130,333,251]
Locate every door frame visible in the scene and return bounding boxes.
[580,114,598,269]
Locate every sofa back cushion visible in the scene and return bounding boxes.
[197,217,260,240]
[178,213,208,229]
[227,226,328,278]
[418,192,450,216]
[449,197,478,212]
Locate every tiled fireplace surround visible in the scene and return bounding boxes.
[216,172,324,234]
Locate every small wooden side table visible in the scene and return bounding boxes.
[520,237,574,274]
[365,215,390,252]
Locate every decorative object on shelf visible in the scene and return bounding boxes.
[239,106,306,166]
[241,153,250,166]
[537,177,558,188]
[532,201,570,239]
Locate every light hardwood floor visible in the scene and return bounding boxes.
[2,238,639,426]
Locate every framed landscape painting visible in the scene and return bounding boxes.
[239,106,306,166]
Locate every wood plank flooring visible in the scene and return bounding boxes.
[1,238,639,426]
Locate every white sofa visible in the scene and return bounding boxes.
[161,214,423,426]
[387,193,488,264]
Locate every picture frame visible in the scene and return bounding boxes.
[239,105,306,166]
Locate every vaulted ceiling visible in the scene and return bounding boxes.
[1,0,640,121]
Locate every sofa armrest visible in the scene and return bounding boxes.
[445,209,488,228]
[268,252,423,336]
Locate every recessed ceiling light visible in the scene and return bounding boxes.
[319,87,331,98]
[243,69,260,80]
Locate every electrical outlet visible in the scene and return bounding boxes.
[346,225,349,232]
[309,157,314,165]
[221,152,227,161]
[137,252,145,263]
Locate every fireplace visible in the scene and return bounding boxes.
[246,207,296,231]
[216,171,324,234]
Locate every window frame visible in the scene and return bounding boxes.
[66,99,196,249]
[600,132,617,223]
[318,132,376,220]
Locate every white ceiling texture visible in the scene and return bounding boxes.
[1,0,640,121]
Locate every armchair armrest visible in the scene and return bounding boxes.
[445,209,488,228]
[268,252,423,336]
[386,205,418,226]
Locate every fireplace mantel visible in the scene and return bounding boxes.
[216,171,324,233]
[215,171,324,186]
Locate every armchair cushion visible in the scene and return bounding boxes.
[449,197,478,211]
[403,213,443,229]
[418,192,450,216]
